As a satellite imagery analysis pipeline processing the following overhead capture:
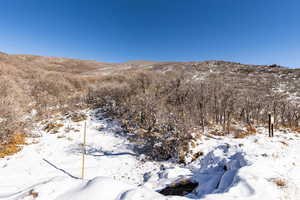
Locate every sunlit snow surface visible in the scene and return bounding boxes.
[0,109,299,200]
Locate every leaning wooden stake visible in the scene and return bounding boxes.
[81,121,87,179]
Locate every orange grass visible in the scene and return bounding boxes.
[0,132,26,158]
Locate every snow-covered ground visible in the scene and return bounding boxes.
[0,109,299,200]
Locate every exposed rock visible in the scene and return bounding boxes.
[159,178,198,196]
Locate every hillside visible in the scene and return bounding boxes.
[1,51,300,147]
[1,51,300,140]
[0,52,300,199]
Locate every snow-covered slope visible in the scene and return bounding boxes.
[0,109,299,200]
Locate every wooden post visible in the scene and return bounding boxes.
[81,121,87,179]
[268,113,274,137]
[268,113,271,137]
[271,116,274,137]
[271,124,274,137]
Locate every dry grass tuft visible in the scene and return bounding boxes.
[279,141,288,146]
[44,123,64,134]
[209,130,225,136]
[274,179,287,188]
[0,144,22,158]
[246,125,257,134]
[70,113,87,122]
[191,151,204,162]
[190,140,197,148]
[290,127,300,134]
[0,132,26,158]
[234,132,250,139]
[234,126,257,139]
[29,189,39,198]
[178,151,186,164]
[12,132,27,145]
[192,131,202,140]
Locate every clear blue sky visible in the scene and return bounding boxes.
[0,0,299,67]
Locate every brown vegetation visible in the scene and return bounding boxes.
[29,189,39,198]
[44,123,64,134]
[191,151,204,163]
[290,127,300,134]
[279,141,288,146]
[1,51,300,161]
[0,132,26,158]
[70,113,87,122]
[0,53,92,145]
[274,179,287,187]
[234,126,257,139]
[86,67,300,160]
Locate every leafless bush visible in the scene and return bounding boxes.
[0,54,94,145]
[87,68,300,161]
[1,52,300,161]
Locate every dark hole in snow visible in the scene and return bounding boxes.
[159,179,198,196]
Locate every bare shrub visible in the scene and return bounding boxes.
[1,52,300,161]
[274,179,287,187]
[0,54,95,148]
[86,67,300,161]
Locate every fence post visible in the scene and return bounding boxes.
[271,115,274,137]
[268,113,271,137]
[81,120,87,179]
[268,113,274,137]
